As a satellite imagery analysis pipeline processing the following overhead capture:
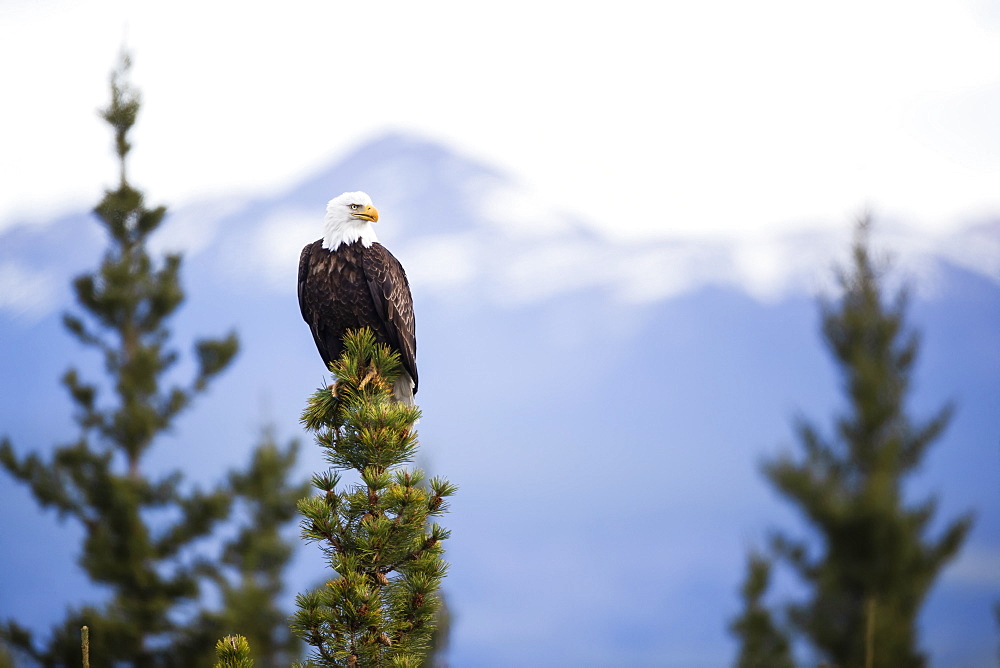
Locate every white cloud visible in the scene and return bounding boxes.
[402,235,481,291]
[477,181,577,240]
[0,261,60,320]
[612,245,720,303]
[149,197,247,258]
[937,222,1000,280]
[227,209,318,291]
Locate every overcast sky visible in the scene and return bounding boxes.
[2,0,999,241]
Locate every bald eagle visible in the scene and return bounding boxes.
[298,191,417,404]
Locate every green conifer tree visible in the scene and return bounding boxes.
[757,216,974,666]
[729,552,793,668]
[0,51,243,666]
[291,329,456,667]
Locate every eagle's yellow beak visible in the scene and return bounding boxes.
[352,205,379,223]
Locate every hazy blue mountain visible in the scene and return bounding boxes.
[1,134,997,666]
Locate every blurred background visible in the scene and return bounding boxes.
[1,1,998,665]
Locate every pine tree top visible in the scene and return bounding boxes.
[293,329,454,666]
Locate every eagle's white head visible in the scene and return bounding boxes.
[323,191,380,250]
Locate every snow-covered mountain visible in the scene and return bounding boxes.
[1,134,998,666]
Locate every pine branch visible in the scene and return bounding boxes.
[214,635,254,668]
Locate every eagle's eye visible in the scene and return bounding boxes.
[350,204,360,210]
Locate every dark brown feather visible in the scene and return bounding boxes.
[298,239,418,392]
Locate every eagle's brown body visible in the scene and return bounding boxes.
[297,238,418,395]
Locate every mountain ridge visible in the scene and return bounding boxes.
[3,132,998,322]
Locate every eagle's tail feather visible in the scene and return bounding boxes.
[393,373,416,407]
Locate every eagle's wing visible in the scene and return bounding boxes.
[362,244,418,392]
[297,241,314,324]
[298,240,335,366]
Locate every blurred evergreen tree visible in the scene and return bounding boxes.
[291,329,455,667]
[178,430,312,666]
[729,552,793,668]
[745,216,974,667]
[420,594,451,668]
[0,51,303,666]
[995,601,1000,665]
